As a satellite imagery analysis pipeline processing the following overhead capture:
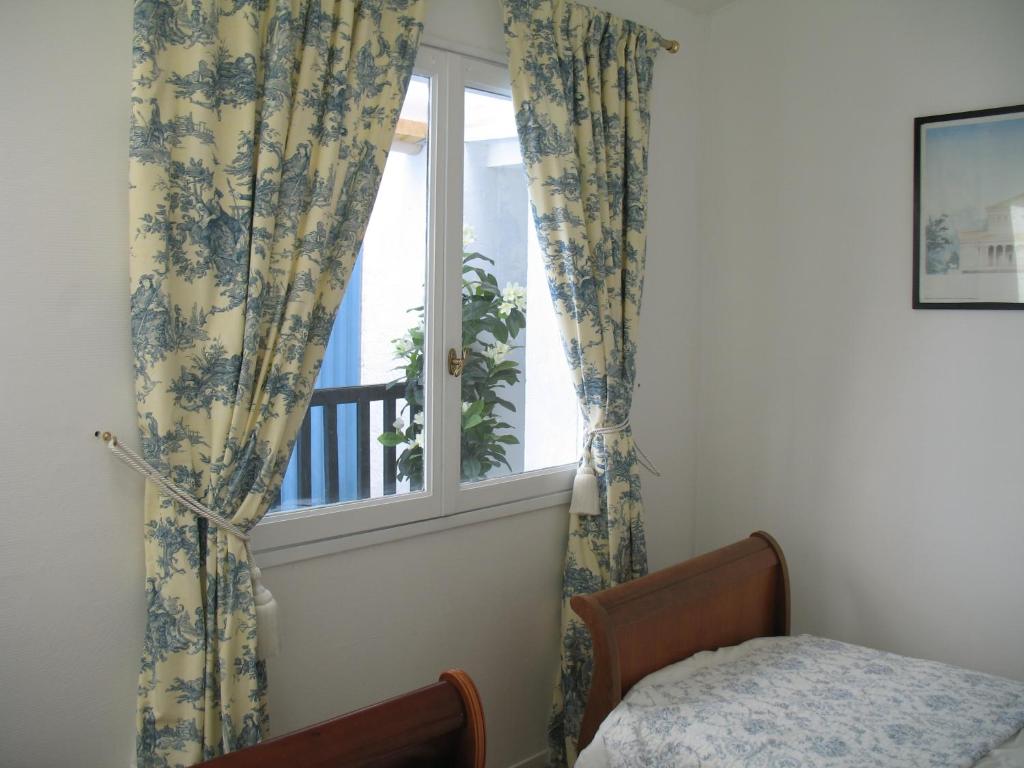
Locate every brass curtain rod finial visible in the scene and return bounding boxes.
[660,38,680,54]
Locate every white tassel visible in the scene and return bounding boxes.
[251,564,280,659]
[568,464,600,516]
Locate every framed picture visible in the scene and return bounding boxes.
[914,104,1024,309]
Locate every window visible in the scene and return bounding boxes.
[254,47,580,560]
[460,87,579,483]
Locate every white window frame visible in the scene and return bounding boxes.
[252,45,576,567]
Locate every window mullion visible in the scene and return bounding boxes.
[420,49,450,520]
[440,51,466,514]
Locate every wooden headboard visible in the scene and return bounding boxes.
[570,532,790,752]
[197,669,485,768]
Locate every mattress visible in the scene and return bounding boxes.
[576,635,1024,768]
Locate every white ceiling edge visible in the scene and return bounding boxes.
[663,0,737,14]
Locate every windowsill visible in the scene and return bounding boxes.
[252,468,575,568]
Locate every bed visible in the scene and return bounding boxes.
[197,669,485,767]
[571,532,1024,767]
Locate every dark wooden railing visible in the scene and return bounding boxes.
[276,382,417,509]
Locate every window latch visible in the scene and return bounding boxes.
[448,348,469,377]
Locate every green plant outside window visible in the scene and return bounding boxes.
[378,232,527,484]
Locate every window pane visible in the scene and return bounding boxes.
[460,87,580,484]
[271,75,431,513]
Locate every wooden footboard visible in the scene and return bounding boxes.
[570,532,790,752]
[198,669,485,768]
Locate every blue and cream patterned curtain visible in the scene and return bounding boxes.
[501,1,661,764]
[129,1,423,764]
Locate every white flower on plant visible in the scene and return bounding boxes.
[461,401,471,413]
[412,432,424,449]
[462,223,477,249]
[498,282,527,316]
[392,332,414,357]
[413,411,425,427]
[393,417,405,432]
[483,341,510,364]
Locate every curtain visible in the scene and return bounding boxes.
[501,1,661,765]
[129,1,423,765]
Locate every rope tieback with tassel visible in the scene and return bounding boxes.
[95,430,279,658]
[568,418,661,517]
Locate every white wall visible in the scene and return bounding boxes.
[0,1,699,766]
[696,0,1024,681]
[0,3,143,767]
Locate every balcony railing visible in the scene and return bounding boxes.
[274,382,419,510]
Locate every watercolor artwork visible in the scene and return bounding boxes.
[914,105,1024,308]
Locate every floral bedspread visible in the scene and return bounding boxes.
[577,635,1024,768]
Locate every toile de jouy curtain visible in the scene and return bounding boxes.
[501,1,661,764]
[129,1,423,764]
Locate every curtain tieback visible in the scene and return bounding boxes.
[95,430,279,657]
[568,418,661,517]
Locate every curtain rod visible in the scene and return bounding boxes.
[659,37,680,54]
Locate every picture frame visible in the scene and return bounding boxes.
[913,103,1024,309]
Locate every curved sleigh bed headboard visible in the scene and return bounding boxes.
[570,531,790,752]
[197,669,485,768]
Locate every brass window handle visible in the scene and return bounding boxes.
[448,348,469,377]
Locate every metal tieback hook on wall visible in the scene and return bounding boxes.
[93,427,279,656]
[93,429,251,542]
